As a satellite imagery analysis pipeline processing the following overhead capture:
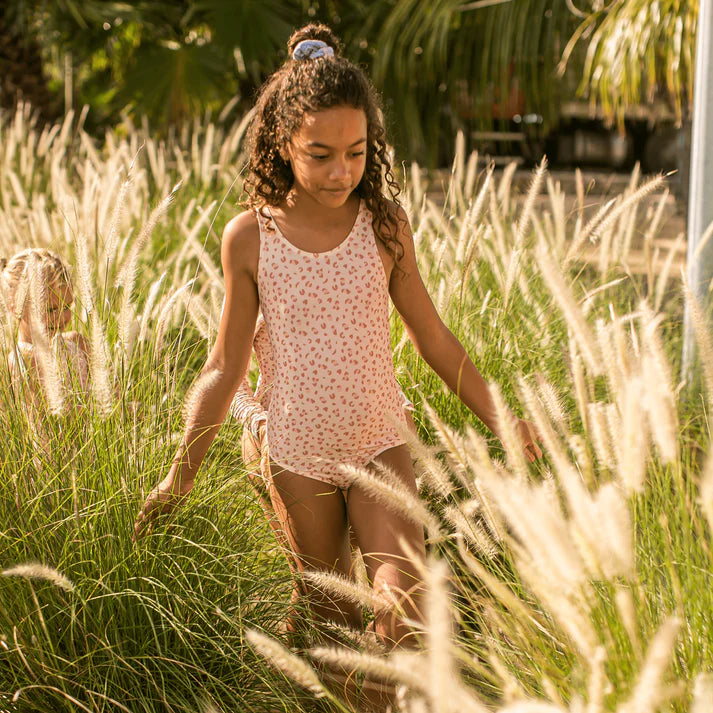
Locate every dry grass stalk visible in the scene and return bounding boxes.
[245,629,326,697]
[301,570,391,612]
[616,617,679,713]
[514,157,547,249]
[89,310,113,416]
[640,307,678,464]
[489,382,529,481]
[309,646,423,691]
[424,559,458,713]
[443,504,499,558]
[691,673,713,713]
[617,377,649,494]
[338,463,443,539]
[2,562,75,592]
[536,241,602,376]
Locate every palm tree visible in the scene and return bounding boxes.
[0,3,58,121]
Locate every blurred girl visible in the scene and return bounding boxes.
[135,21,540,670]
[1,248,89,406]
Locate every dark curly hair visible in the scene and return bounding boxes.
[243,24,404,263]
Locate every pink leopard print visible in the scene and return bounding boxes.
[256,199,408,488]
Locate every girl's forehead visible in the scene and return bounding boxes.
[294,106,367,142]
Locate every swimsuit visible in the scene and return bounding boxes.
[254,199,409,489]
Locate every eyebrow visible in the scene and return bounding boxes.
[306,138,367,149]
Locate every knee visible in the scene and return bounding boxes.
[372,580,424,650]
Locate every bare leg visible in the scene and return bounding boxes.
[267,462,362,637]
[347,444,426,650]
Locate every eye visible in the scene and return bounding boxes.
[310,154,329,161]
[351,151,365,158]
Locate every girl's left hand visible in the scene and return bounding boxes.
[516,418,542,462]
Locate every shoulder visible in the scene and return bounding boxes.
[221,209,260,279]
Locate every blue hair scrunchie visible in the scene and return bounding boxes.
[292,39,335,61]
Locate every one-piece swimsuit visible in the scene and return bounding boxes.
[256,199,409,489]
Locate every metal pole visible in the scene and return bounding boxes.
[682,0,713,384]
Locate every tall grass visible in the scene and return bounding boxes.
[0,104,707,713]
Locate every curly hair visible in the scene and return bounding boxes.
[243,23,404,263]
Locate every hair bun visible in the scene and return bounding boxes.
[287,23,342,58]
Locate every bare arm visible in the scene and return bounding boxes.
[134,211,261,536]
[388,206,540,458]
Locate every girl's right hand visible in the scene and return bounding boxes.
[132,475,194,540]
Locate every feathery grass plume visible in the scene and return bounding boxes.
[517,377,577,485]
[681,275,713,404]
[616,617,680,713]
[393,409,454,497]
[461,423,506,542]
[581,277,628,318]
[27,257,64,414]
[497,702,567,713]
[698,450,713,536]
[118,289,138,361]
[73,231,95,314]
[154,279,196,356]
[443,504,499,558]
[514,157,547,248]
[115,184,179,291]
[302,570,391,612]
[617,376,649,495]
[536,241,602,376]
[489,382,529,481]
[245,629,326,697]
[653,232,684,312]
[566,196,617,264]
[420,401,479,490]
[338,462,443,539]
[640,307,678,464]
[89,310,113,416]
[102,172,132,273]
[570,345,591,437]
[586,402,616,471]
[496,160,518,207]
[594,318,625,396]
[2,562,75,592]
[138,272,166,343]
[535,374,569,435]
[691,673,713,713]
[424,559,458,713]
[617,164,641,262]
[309,646,423,691]
[589,174,667,247]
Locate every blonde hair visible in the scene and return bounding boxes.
[0,248,73,316]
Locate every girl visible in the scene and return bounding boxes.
[1,248,89,405]
[230,313,418,589]
[135,21,540,659]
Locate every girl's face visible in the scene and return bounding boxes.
[45,284,74,334]
[285,106,367,208]
[19,282,73,337]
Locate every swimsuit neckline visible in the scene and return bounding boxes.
[265,199,363,256]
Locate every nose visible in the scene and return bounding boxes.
[329,157,349,181]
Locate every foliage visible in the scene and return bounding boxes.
[1,1,700,163]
